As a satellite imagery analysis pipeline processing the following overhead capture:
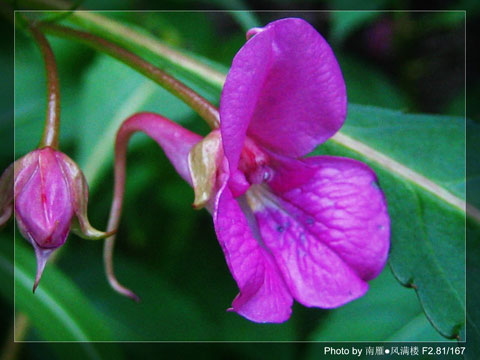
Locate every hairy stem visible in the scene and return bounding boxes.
[29,24,61,149]
[40,22,220,129]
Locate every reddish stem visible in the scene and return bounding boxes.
[29,24,61,149]
[40,22,220,129]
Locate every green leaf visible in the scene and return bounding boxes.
[123,12,218,57]
[58,241,217,341]
[0,234,123,357]
[228,10,261,32]
[202,0,261,32]
[15,243,110,342]
[307,268,446,342]
[464,219,480,359]
[64,12,228,94]
[467,120,480,210]
[340,105,466,200]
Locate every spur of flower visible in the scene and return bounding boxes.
[110,17,390,323]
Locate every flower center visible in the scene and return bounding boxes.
[238,137,273,185]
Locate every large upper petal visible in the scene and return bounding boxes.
[220,18,347,169]
[213,180,293,323]
[245,155,389,307]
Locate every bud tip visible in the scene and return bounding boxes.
[128,292,141,303]
[32,246,54,294]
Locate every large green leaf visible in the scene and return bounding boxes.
[339,105,466,200]
[467,120,480,210]
[464,219,480,359]
[14,242,110,342]
[307,267,446,342]
[63,11,228,99]
[56,240,218,341]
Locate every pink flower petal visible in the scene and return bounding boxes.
[213,185,293,323]
[253,155,389,307]
[220,18,347,170]
[14,151,39,198]
[252,201,369,307]
[220,27,274,172]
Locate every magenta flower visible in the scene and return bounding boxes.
[213,18,390,322]
[10,147,112,291]
[112,18,389,323]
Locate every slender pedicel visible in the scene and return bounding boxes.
[39,22,220,129]
[28,24,61,148]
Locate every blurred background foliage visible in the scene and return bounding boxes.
[0,0,476,358]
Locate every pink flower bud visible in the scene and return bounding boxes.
[15,148,73,248]
[13,147,112,291]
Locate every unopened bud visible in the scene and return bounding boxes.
[13,147,112,291]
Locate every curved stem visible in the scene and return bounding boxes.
[103,123,140,302]
[40,22,220,129]
[29,24,61,148]
[104,112,201,302]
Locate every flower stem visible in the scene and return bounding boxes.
[67,11,227,90]
[28,24,61,149]
[39,22,220,129]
